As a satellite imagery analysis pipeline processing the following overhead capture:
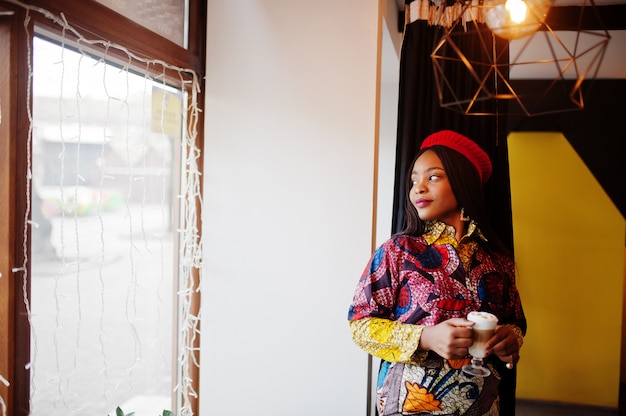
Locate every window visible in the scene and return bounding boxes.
[0,1,205,415]
[92,0,188,47]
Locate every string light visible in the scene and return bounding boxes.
[4,1,204,415]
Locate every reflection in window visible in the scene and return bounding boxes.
[31,36,182,415]
[92,0,188,47]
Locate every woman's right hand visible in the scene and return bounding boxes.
[418,318,474,359]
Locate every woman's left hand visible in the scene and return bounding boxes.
[485,325,520,364]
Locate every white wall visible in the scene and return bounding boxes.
[201,1,383,415]
[376,18,400,247]
[367,17,401,414]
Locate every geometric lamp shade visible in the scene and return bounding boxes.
[431,0,611,116]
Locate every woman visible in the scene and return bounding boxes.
[348,130,526,416]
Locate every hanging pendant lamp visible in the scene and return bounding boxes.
[430,0,611,116]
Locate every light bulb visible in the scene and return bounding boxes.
[484,0,551,39]
[506,0,527,23]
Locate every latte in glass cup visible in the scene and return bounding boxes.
[467,311,498,359]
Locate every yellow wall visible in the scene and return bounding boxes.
[508,132,625,408]
[623,246,626,383]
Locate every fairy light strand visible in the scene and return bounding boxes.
[5,1,204,415]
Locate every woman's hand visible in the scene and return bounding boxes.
[485,325,520,363]
[419,318,474,360]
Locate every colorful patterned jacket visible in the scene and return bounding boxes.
[348,220,526,365]
[347,221,526,415]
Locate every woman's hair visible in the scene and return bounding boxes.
[399,145,510,256]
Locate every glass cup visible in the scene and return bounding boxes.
[462,311,498,377]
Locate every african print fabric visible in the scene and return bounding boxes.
[347,221,526,415]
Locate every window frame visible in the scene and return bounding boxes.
[0,1,206,415]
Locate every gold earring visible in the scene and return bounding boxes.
[460,208,470,222]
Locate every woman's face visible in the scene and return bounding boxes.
[410,150,460,225]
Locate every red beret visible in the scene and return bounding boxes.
[420,130,492,184]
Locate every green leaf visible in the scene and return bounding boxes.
[112,407,135,416]
[162,411,174,416]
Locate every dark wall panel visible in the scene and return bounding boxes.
[507,79,626,218]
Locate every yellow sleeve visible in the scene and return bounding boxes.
[349,317,427,363]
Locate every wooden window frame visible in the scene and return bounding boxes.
[0,1,206,415]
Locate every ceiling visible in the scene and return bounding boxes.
[388,0,626,80]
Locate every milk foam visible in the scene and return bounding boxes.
[467,311,498,330]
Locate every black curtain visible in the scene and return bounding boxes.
[392,18,513,251]
[391,12,517,416]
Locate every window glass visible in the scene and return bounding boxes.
[93,0,187,47]
[31,36,182,415]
